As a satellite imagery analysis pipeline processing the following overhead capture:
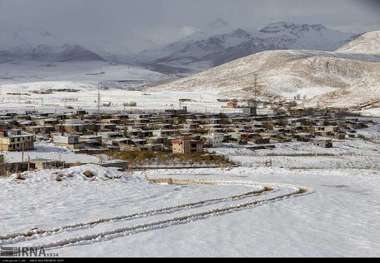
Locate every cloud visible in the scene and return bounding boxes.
[0,0,379,53]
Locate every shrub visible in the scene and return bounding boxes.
[106,150,235,167]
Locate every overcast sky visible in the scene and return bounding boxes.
[0,0,379,53]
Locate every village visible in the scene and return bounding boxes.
[0,95,376,177]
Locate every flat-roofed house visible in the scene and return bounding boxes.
[313,139,333,148]
[172,137,203,154]
[0,128,35,152]
[53,134,81,150]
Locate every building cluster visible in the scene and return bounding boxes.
[0,104,376,176]
[0,106,374,157]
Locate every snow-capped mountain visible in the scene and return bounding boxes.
[149,31,380,111]
[0,44,105,63]
[134,21,357,74]
[0,26,106,63]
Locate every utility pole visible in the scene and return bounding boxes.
[253,74,258,105]
[97,82,101,117]
[245,73,259,116]
[96,82,102,136]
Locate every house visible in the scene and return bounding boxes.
[254,137,271,144]
[25,125,55,135]
[226,99,238,108]
[33,118,59,127]
[294,133,313,142]
[79,135,103,148]
[205,132,224,147]
[334,133,346,140]
[313,139,333,148]
[53,134,81,150]
[152,129,178,138]
[58,121,87,134]
[165,107,188,115]
[0,128,35,151]
[242,106,257,116]
[172,137,203,154]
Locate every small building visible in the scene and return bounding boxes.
[0,128,35,152]
[226,99,238,108]
[254,137,271,145]
[79,135,103,148]
[25,125,55,135]
[242,106,257,116]
[172,137,203,154]
[205,132,224,147]
[53,135,81,150]
[313,139,333,148]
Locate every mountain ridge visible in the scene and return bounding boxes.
[0,44,105,63]
[134,21,357,74]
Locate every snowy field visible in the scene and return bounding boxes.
[212,137,380,170]
[0,61,165,85]
[0,61,235,114]
[1,60,380,115]
[0,165,379,257]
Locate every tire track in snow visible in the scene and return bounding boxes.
[38,186,310,250]
[1,178,311,249]
[0,180,271,245]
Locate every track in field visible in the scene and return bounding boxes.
[0,178,311,250]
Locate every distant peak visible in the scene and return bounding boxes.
[260,21,327,33]
[230,28,251,38]
[207,18,230,30]
[41,31,54,37]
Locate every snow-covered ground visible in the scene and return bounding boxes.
[1,143,99,164]
[0,61,165,84]
[0,84,236,114]
[1,135,380,257]
[1,59,380,257]
[212,137,380,170]
[0,61,236,113]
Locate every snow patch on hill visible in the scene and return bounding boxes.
[337,31,380,55]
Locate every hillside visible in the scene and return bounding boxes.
[149,32,380,110]
[337,31,380,55]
